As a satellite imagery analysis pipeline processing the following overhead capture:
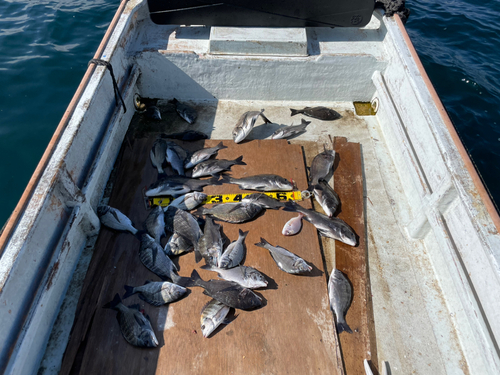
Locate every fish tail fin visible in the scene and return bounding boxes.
[220,174,233,185]
[254,237,270,248]
[301,118,311,127]
[103,293,122,310]
[290,108,300,116]
[194,249,203,263]
[216,141,228,150]
[171,98,179,104]
[129,226,138,235]
[282,201,299,212]
[336,320,353,334]
[234,155,246,166]
[123,285,135,300]
[134,229,147,241]
[260,111,272,124]
[186,269,204,288]
[239,229,249,239]
[208,175,222,185]
[170,273,193,287]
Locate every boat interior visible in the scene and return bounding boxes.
[1,1,499,374]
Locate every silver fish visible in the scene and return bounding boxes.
[145,176,219,197]
[185,141,228,169]
[241,193,284,209]
[328,269,353,334]
[254,237,312,274]
[192,156,246,178]
[166,141,188,176]
[282,213,304,236]
[271,119,311,140]
[146,105,161,120]
[290,106,341,121]
[139,234,178,281]
[221,174,293,191]
[169,192,207,211]
[164,232,193,256]
[312,181,340,217]
[283,201,357,246]
[103,294,158,348]
[123,281,187,306]
[197,216,224,266]
[310,147,335,186]
[172,98,197,124]
[202,265,268,289]
[150,139,167,174]
[97,205,137,234]
[219,229,249,269]
[164,206,203,255]
[145,206,165,243]
[199,202,263,223]
[232,109,271,143]
[200,299,231,338]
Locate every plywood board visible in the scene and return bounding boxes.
[333,136,377,374]
[61,137,341,374]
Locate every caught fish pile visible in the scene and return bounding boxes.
[99,104,359,348]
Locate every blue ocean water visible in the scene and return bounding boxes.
[0,0,499,227]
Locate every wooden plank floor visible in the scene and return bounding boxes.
[60,137,341,374]
[333,137,378,374]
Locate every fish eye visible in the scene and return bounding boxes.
[201,325,205,330]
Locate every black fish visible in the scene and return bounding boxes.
[290,106,341,121]
[161,130,209,141]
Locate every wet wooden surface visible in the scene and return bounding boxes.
[333,136,378,374]
[60,136,341,375]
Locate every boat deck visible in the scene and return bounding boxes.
[40,99,466,374]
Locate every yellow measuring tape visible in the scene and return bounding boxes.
[150,190,308,207]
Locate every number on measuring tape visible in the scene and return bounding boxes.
[276,192,287,200]
[214,195,223,203]
[233,194,242,202]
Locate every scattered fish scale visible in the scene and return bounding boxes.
[282,213,304,236]
[328,269,353,334]
[145,205,165,243]
[309,147,335,186]
[123,281,187,306]
[199,202,263,223]
[197,216,224,266]
[172,98,197,124]
[185,141,228,169]
[97,205,138,234]
[219,229,248,269]
[169,192,207,211]
[150,139,168,174]
[200,299,231,338]
[290,106,341,121]
[192,155,246,178]
[139,234,178,281]
[202,265,268,289]
[312,181,340,217]
[254,237,312,274]
[271,118,311,140]
[103,294,158,348]
[232,109,271,143]
[221,174,293,191]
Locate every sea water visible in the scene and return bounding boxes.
[0,0,499,227]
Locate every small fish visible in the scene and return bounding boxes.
[282,213,304,236]
[188,270,262,310]
[232,109,272,143]
[134,94,158,112]
[199,202,263,223]
[166,141,188,176]
[290,106,341,121]
[241,193,284,209]
[161,130,208,141]
[145,176,219,197]
[123,281,187,306]
[219,229,249,269]
[202,265,268,289]
[310,146,336,186]
[97,205,137,234]
[172,98,197,124]
[164,232,193,256]
[145,206,165,243]
[221,174,293,191]
[185,141,228,169]
[283,201,357,246]
[169,192,207,211]
[312,181,340,217]
[150,139,168,174]
[146,105,161,120]
[254,238,312,274]
[192,156,246,178]
[103,293,158,348]
[271,119,311,140]
[197,216,224,266]
[328,269,353,334]
[200,299,231,338]
[139,234,179,281]
[164,206,203,255]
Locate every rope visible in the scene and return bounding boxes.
[88,58,127,113]
[374,0,410,24]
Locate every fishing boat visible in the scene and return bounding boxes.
[1,0,499,374]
